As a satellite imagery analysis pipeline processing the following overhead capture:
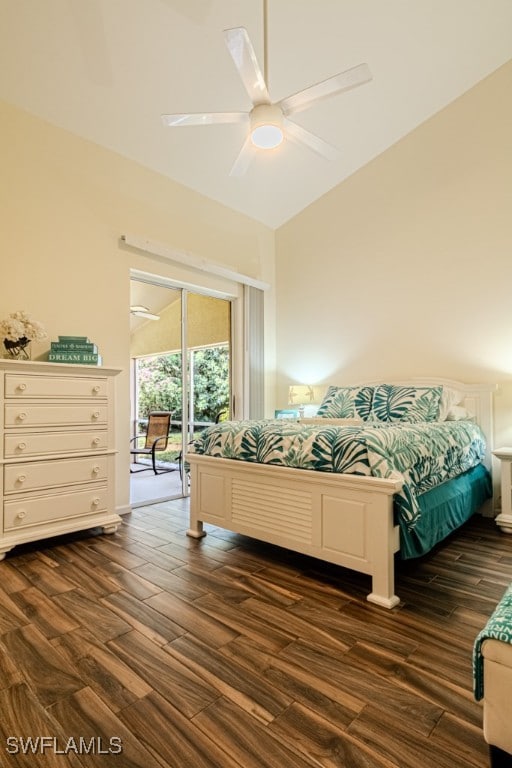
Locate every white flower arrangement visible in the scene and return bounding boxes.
[0,310,47,343]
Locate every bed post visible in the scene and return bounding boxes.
[187,520,206,539]
[366,489,401,609]
[186,465,206,539]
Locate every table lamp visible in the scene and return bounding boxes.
[288,385,315,417]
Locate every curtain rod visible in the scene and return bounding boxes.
[120,234,270,291]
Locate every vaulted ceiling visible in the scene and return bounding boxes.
[1,0,511,228]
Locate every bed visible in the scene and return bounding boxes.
[186,379,496,608]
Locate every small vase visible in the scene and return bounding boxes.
[4,336,31,360]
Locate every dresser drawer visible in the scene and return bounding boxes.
[4,404,108,428]
[4,430,108,458]
[5,374,108,400]
[4,456,108,494]
[4,487,108,530]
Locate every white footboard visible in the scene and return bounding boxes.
[186,454,403,609]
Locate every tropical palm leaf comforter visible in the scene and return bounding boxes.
[190,419,491,558]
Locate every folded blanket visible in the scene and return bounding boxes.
[473,583,512,700]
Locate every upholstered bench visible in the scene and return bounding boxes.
[474,584,512,767]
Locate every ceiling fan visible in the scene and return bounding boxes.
[161,1,372,176]
[130,305,160,321]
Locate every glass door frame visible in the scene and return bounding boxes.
[180,288,189,497]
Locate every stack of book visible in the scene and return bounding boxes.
[47,336,102,366]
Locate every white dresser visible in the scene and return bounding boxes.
[0,359,122,559]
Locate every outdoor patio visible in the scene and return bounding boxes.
[129,462,184,507]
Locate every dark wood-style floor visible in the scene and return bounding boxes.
[0,501,510,768]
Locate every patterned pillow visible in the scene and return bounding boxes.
[316,386,374,421]
[369,385,442,423]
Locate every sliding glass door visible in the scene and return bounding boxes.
[130,278,232,506]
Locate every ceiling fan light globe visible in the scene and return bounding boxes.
[251,124,283,149]
[249,103,284,150]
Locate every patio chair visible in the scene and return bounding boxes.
[130,411,173,475]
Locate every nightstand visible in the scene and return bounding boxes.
[492,448,512,534]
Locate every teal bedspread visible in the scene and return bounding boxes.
[473,583,512,700]
[191,419,491,558]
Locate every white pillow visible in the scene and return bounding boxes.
[438,387,463,420]
[445,405,474,421]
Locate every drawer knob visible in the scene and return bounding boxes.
[17,474,26,483]
[17,442,27,451]
[92,385,101,393]
[18,412,27,421]
[16,510,26,520]
[92,497,100,507]
[17,383,27,391]
[92,437,101,446]
[92,465,100,474]
[92,411,100,420]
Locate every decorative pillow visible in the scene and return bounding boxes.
[369,385,442,423]
[316,386,374,421]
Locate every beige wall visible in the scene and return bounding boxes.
[276,60,512,449]
[0,99,275,512]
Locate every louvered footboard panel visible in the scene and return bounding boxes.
[231,478,313,543]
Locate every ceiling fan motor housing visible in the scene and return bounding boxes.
[250,103,283,149]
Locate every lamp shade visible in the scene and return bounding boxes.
[288,385,315,406]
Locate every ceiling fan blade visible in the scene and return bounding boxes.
[161,112,248,127]
[224,27,270,105]
[229,135,256,177]
[280,63,372,117]
[284,119,339,161]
